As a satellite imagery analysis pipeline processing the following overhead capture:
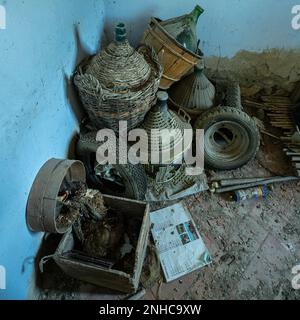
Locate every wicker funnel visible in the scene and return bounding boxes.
[74,23,162,132]
[169,62,215,115]
[138,91,192,165]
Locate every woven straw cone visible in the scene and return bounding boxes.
[137,96,192,164]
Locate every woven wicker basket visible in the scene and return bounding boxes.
[74,24,162,133]
[141,18,202,90]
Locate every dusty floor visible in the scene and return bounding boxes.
[146,172,300,300]
[29,134,300,300]
[145,133,300,300]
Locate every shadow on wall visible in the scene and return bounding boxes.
[64,24,95,159]
[64,24,90,125]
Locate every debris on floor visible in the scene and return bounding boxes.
[231,186,269,202]
[27,159,150,294]
[145,166,208,202]
[150,203,211,282]
[25,3,300,301]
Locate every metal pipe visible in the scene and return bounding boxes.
[215,177,274,187]
[215,176,299,193]
[286,152,300,156]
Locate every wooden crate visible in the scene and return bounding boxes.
[53,195,150,293]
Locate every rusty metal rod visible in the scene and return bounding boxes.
[214,177,275,187]
[261,130,281,140]
[286,152,300,156]
[214,176,299,193]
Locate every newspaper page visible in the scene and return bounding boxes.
[150,203,212,282]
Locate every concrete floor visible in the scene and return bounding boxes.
[30,137,300,300]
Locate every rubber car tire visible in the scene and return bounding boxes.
[194,106,260,170]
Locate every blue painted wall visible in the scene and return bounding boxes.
[0,0,105,299]
[104,0,300,57]
[0,0,299,300]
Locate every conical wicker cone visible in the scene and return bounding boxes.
[169,63,215,112]
[138,91,192,165]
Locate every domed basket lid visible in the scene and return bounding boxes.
[86,23,151,91]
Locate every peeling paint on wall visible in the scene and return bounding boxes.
[205,49,300,97]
